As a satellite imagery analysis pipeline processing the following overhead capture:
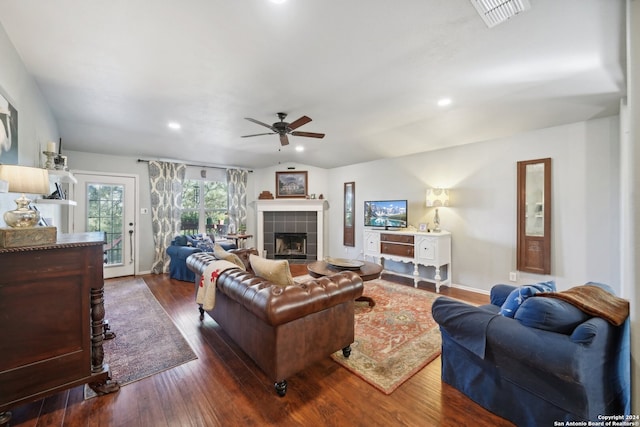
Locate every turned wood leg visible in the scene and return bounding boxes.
[89,375,121,395]
[274,380,287,397]
[90,287,106,373]
[199,306,205,320]
[435,267,442,293]
[342,345,352,358]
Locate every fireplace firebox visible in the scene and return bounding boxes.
[274,233,307,259]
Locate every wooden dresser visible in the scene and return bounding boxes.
[0,232,117,426]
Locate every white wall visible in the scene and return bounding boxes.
[0,22,60,227]
[326,116,620,294]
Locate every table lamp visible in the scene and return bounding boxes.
[0,165,49,228]
[426,188,449,232]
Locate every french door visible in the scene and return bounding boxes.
[71,173,137,278]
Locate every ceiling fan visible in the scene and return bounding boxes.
[242,112,325,146]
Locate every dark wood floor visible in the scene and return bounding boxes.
[8,267,514,427]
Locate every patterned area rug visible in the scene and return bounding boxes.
[330,278,442,394]
[85,277,198,399]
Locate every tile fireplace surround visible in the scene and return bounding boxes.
[255,199,328,261]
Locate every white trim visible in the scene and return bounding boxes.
[70,170,140,277]
[255,199,328,260]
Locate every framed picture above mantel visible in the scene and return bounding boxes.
[275,171,308,198]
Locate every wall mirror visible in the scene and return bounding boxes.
[517,158,551,274]
[343,182,355,246]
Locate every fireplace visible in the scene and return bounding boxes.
[256,199,327,261]
[274,233,307,259]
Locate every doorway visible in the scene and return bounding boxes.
[72,172,137,278]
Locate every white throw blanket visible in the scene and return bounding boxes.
[196,260,240,311]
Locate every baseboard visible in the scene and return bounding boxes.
[449,283,490,296]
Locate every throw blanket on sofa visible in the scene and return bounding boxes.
[196,260,240,311]
[538,285,629,326]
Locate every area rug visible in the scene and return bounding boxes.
[329,278,442,394]
[85,277,198,399]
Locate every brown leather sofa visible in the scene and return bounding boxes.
[186,249,364,396]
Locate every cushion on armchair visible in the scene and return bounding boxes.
[514,296,590,334]
[498,281,555,317]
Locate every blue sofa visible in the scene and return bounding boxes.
[166,234,236,282]
[432,282,630,427]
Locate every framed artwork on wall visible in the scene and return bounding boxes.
[275,171,308,198]
[0,87,19,165]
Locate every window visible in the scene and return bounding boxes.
[87,183,124,265]
[181,177,228,236]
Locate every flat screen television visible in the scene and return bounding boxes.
[364,199,408,229]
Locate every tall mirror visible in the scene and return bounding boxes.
[517,158,551,274]
[343,182,355,246]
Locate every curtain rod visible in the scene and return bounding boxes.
[136,158,253,172]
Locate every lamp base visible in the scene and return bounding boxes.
[0,226,57,248]
[4,193,41,228]
[432,208,441,232]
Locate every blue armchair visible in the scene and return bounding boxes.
[432,282,630,427]
[166,234,236,282]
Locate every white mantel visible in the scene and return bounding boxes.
[255,199,329,260]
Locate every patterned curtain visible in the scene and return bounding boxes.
[149,161,186,274]
[226,169,248,234]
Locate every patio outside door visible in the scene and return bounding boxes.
[72,173,137,278]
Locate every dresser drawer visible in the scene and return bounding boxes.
[381,242,414,257]
[381,234,414,244]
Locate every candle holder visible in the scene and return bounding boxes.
[43,151,56,170]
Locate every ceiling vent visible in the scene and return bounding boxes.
[470,0,531,28]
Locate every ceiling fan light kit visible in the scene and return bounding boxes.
[242,112,325,146]
[470,0,531,28]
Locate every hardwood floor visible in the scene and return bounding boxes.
[7,267,514,427]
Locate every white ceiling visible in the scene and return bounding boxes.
[0,0,626,169]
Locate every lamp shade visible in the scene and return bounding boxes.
[0,165,49,195]
[426,188,449,207]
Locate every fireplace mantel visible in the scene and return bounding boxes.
[255,199,328,260]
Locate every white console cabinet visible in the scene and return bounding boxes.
[363,229,451,292]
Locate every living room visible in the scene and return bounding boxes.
[0,1,638,425]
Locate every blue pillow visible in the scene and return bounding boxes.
[499,281,555,318]
[174,235,188,246]
[514,296,590,334]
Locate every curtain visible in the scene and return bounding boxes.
[149,161,186,274]
[226,169,248,234]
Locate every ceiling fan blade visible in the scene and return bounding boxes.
[279,134,290,146]
[291,131,325,139]
[287,116,312,130]
[245,117,277,131]
[241,132,275,138]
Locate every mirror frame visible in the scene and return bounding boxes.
[343,182,355,247]
[517,158,551,274]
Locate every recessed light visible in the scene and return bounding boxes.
[168,121,181,130]
[437,98,452,107]
[295,146,304,152]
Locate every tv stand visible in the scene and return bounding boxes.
[363,229,452,292]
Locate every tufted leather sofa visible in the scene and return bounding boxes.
[186,249,364,396]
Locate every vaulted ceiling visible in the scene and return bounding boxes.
[0,0,626,169]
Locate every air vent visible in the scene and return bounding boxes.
[470,0,531,28]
